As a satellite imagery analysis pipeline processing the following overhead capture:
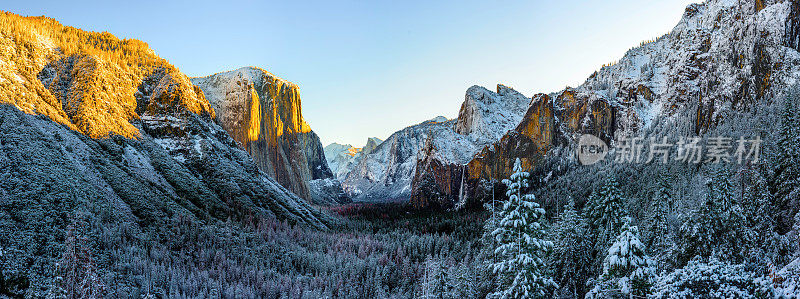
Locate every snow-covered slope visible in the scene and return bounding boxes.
[567,0,800,137]
[340,85,530,201]
[325,143,360,178]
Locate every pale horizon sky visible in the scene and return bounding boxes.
[6,0,698,147]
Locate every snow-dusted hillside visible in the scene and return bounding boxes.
[563,0,800,138]
[0,13,334,294]
[340,85,530,201]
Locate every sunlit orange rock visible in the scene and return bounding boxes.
[192,67,333,201]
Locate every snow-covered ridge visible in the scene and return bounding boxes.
[562,0,800,137]
[455,84,530,140]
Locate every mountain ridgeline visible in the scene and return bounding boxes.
[330,0,800,210]
[0,11,340,293]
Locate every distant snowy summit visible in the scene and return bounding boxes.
[325,137,383,181]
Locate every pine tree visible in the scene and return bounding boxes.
[57,219,106,299]
[774,98,800,233]
[739,165,796,269]
[678,170,754,264]
[776,99,799,197]
[585,177,628,263]
[549,200,593,298]
[644,177,673,268]
[587,217,654,298]
[488,158,556,298]
[449,262,478,299]
[651,258,774,298]
[420,256,451,299]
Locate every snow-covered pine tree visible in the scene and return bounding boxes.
[488,158,556,298]
[644,176,673,268]
[678,169,754,264]
[586,217,654,299]
[420,256,438,299]
[482,179,501,266]
[739,165,798,270]
[420,256,454,299]
[774,98,800,233]
[432,258,450,298]
[651,257,774,298]
[449,261,479,299]
[585,177,627,262]
[549,200,593,298]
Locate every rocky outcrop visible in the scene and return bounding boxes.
[191,67,338,203]
[410,145,465,209]
[454,84,532,139]
[362,137,383,154]
[410,92,556,208]
[467,93,557,182]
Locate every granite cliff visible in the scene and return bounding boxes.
[191,67,346,204]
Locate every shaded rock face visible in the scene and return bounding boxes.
[191,67,337,203]
[410,150,465,209]
[409,0,800,208]
[788,0,800,51]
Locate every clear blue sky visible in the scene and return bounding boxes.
[7,0,697,146]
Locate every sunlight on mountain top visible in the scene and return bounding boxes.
[0,11,215,139]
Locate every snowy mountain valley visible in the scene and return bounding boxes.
[1,0,800,298]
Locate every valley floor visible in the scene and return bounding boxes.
[34,202,490,298]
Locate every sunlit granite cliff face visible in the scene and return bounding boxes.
[191,67,345,204]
